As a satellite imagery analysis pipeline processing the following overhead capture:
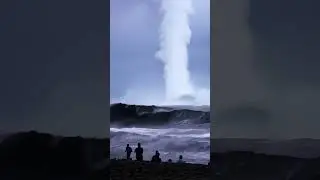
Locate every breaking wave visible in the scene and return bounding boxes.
[110,103,210,164]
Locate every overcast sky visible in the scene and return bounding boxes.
[0,1,108,137]
[110,0,210,105]
[212,0,320,138]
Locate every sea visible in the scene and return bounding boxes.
[110,103,210,164]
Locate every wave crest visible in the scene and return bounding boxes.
[110,103,210,126]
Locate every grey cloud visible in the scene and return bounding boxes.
[212,0,320,138]
[0,1,109,137]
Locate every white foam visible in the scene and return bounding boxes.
[110,127,209,138]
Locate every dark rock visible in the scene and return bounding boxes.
[210,151,320,180]
[0,131,109,178]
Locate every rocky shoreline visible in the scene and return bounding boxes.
[1,131,320,179]
[110,159,210,180]
[0,131,110,179]
[211,151,320,180]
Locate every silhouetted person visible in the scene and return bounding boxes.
[125,144,132,160]
[168,159,172,163]
[134,143,143,161]
[151,150,162,163]
[177,155,185,163]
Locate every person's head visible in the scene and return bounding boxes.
[127,144,129,147]
[168,159,172,162]
[137,143,141,147]
[179,155,183,159]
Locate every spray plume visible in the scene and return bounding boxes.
[156,0,195,105]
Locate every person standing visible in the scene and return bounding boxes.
[125,144,132,160]
[134,143,143,161]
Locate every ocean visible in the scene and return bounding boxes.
[110,103,210,164]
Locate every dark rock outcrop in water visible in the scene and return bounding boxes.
[0,131,109,179]
[110,103,210,126]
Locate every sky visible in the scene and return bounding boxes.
[212,0,320,139]
[0,1,109,137]
[3,0,319,140]
[110,0,210,105]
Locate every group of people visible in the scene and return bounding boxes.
[125,143,143,161]
[125,143,185,163]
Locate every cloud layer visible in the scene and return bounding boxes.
[212,0,320,138]
[0,1,109,137]
[110,0,210,105]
